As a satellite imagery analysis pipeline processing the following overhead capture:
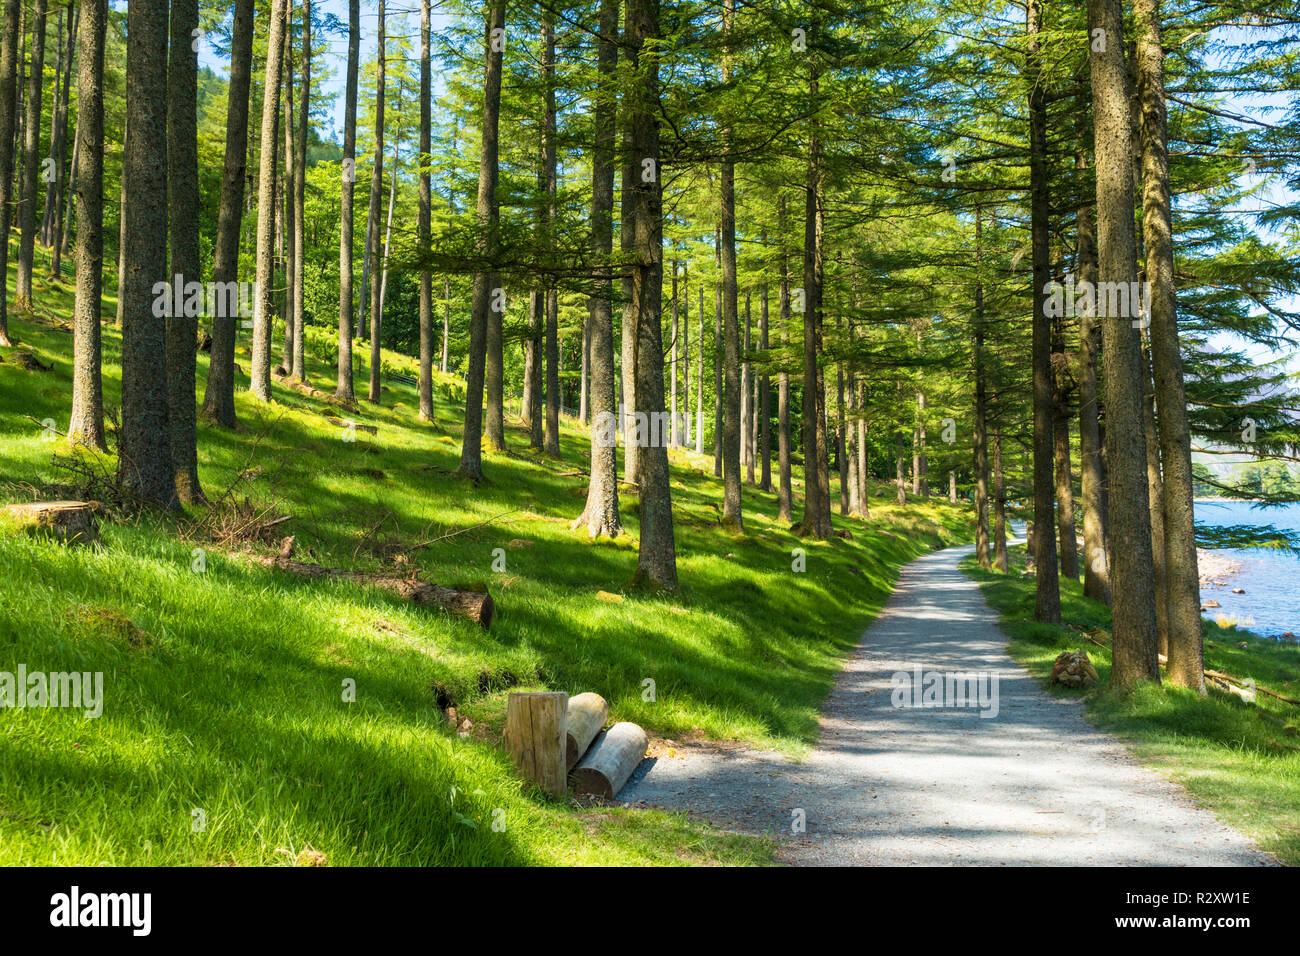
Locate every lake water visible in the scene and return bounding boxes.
[1195,500,1300,639]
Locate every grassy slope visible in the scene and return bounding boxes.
[0,249,972,865]
[964,545,1300,865]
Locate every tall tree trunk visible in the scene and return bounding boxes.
[670,262,679,447]
[574,0,621,539]
[741,293,752,483]
[993,429,1008,572]
[201,0,253,425]
[626,0,677,589]
[1053,315,1079,580]
[119,0,175,507]
[1076,153,1111,604]
[973,207,991,568]
[0,0,22,346]
[14,0,47,308]
[719,0,743,532]
[542,18,560,457]
[166,0,203,503]
[522,120,543,444]
[696,283,704,455]
[1028,0,1061,622]
[441,274,450,372]
[458,0,504,481]
[711,223,721,478]
[1142,346,1170,655]
[292,0,309,382]
[1135,0,1203,691]
[68,0,105,448]
[366,1,386,404]
[799,54,831,538]
[681,262,690,444]
[1088,0,1160,687]
[282,23,295,366]
[776,196,793,521]
[415,0,432,416]
[335,0,359,401]
[760,280,772,492]
[250,0,288,401]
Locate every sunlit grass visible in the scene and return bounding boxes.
[1,263,971,865]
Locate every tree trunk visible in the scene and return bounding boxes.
[776,196,793,522]
[626,0,677,589]
[973,207,990,567]
[292,0,310,383]
[1027,0,1061,623]
[696,282,704,455]
[201,0,254,426]
[1053,314,1078,580]
[711,223,721,478]
[68,0,105,449]
[250,0,288,402]
[417,0,433,419]
[119,0,175,507]
[670,263,679,447]
[1075,154,1111,604]
[14,0,46,308]
[1142,347,1170,655]
[573,0,622,539]
[993,430,1008,572]
[542,19,560,457]
[458,0,504,481]
[166,0,203,504]
[718,4,743,531]
[0,0,24,346]
[1088,0,1160,687]
[335,0,359,402]
[799,57,831,539]
[759,280,772,492]
[282,24,295,369]
[366,2,386,405]
[1134,0,1202,691]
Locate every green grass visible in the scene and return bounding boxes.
[963,546,1300,865]
[0,251,972,865]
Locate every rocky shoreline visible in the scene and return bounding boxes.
[1197,549,1243,589]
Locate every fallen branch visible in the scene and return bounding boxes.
[252,536,493,628]
[397,509,521,555]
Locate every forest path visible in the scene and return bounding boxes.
[621,543,1273,866]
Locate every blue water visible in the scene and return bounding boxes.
[1195,501,1300,639]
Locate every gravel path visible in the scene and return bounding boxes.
[622,543,1273,866]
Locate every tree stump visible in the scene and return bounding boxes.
[5,501,100,546]
[571,722,647,800]
[504,692,568,798]
[565,692,609,770]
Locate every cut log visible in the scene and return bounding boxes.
[251,540,493,628]
[504,691,568,798]
[565,692,609,770]
[324,415,378,435]
[571,721,647,800]
[5,501,100,546]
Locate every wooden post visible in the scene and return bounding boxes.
[565,692,608,770]
[504,691,568,798]
[571,721,647,800]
